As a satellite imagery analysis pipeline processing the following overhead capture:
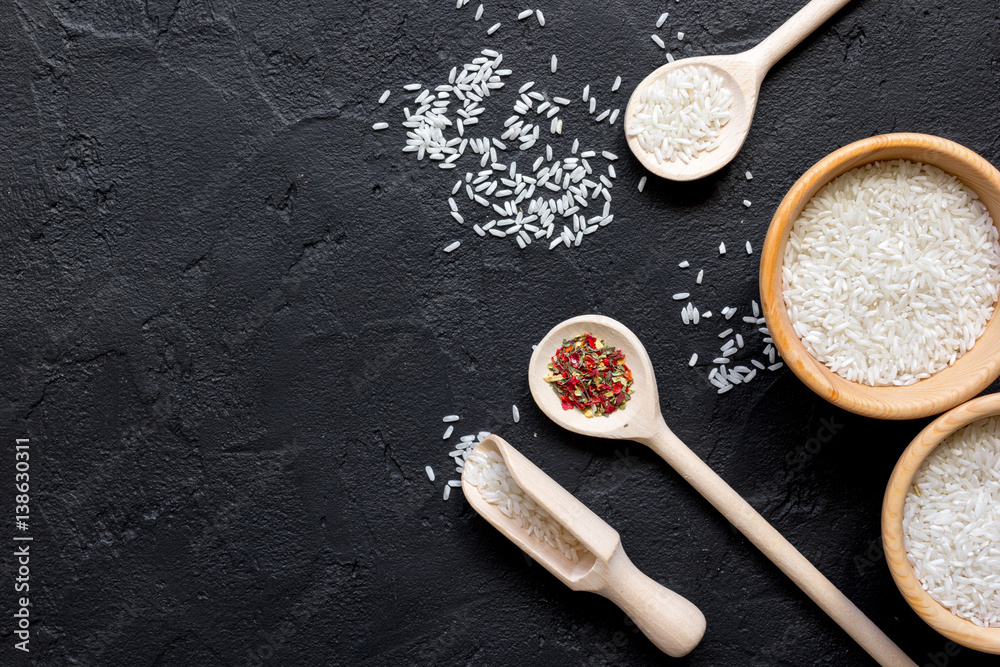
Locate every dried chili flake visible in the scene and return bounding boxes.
[543,333,634,417]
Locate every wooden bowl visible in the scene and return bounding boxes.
[759,133,1000,420]
[881,393,1000,653]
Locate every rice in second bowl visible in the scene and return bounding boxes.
[782,160,1000,387]
[904,415,1000,627]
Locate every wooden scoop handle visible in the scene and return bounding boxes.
[597,543,706,658]
[750,0,853,72]
[645,422,916,667]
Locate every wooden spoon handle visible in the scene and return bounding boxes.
[644,423,916,667]
[598,543,706,658]
[750,0,853,73]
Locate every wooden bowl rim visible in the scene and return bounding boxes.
[759,132,1000,420]
[881,393,1000,653]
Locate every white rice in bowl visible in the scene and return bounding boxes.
[904,416,1000,627]
[782,160,1000,387]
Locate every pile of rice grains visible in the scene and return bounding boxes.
[371,5,753,254]
[783,160,1000,386]
[464,447,588,562]
[904,416,1000,627]
[627,65,733,164]
[428,432,588,563]
[426,415,484,501]
[376,42,625,254]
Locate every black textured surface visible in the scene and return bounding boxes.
[2,0,999,665]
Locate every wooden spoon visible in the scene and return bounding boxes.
[528,315,917,667]
[624,0,853,181]
[462,434,706,657]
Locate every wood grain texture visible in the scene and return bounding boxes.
[461,435,706,657]
[529,315,917,667]
[882,394,1000,654]
[759,133,1000,420]
[623,0,852,181]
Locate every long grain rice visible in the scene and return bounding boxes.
[783,160,1000,387]
[465,448,587,562]
[904,416,1000,627]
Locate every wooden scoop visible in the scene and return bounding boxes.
[528,315,917,667]
[461,434,706,657]
[624,0,853,181]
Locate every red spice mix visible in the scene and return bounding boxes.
[544,333,634,417]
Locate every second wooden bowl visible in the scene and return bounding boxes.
[882,393,1000,653]
[759,133,1000,420]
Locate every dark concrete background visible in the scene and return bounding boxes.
[1,0,998,665]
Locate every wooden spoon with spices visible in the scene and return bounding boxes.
[624,0,853,181]
[528,314,917,667]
